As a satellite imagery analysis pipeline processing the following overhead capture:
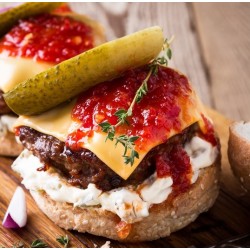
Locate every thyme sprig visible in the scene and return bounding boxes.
[99,36,174,166]
[30,239,47,248]
[56,235,70,248]
[99,120,140,166]
[150,36,174,75]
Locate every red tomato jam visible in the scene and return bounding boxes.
[67,66,191,150]
[200,114,217,146]
[14,127,20,136]
[0,13,94,63]
[155,144,192,194]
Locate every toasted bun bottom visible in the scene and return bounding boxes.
[30,156,220,242]
[0,131,23,156]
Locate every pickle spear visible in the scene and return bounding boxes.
[4,26,164,115]
[0,2,62,37]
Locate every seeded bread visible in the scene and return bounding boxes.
[30,158,220,242]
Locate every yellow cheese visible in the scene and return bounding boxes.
[15,100,78,141]
[0,56,53,92]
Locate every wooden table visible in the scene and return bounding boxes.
[0,2,250,248]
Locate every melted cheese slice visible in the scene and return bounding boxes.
[14,87,208,180]
[0,56,53,93]
[15,100,77,140]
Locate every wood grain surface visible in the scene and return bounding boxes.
[193,3,250,121]
[0,2,250,248]
[0,109,249,248]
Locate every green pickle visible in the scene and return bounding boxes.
[4,26,164,115]
[0,3,62,38]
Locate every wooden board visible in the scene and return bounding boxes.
[0,109,250,248]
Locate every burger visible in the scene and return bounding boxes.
[0,2,105,156]
[7,27,220,241]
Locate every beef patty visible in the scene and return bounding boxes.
[0,90,12,114]
[18,124,198,191]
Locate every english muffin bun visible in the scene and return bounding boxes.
[228,121,250,192]
[30,160,219,242]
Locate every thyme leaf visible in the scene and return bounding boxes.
[99,120,140,166]
[115,109,129,125]
[135,76,149,103]
[150,36,174,75]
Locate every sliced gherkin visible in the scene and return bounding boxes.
[0,2,62,37]
[4,26,164,115]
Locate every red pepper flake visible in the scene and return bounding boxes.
[116,221,132,239]
[14,127,20,136]
[66,129,94,151]
[37,164,49,172]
